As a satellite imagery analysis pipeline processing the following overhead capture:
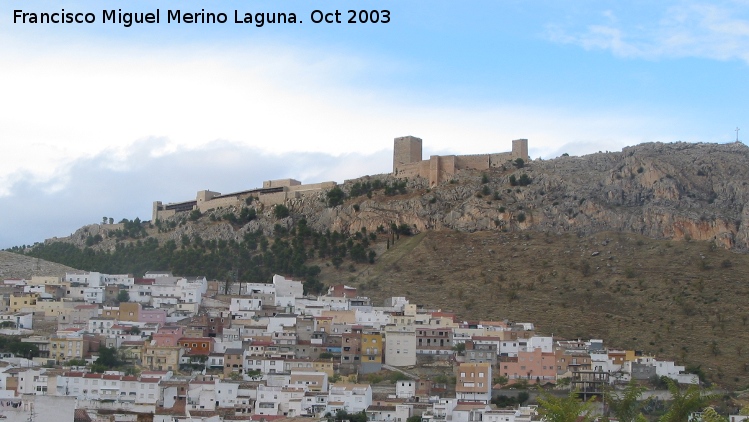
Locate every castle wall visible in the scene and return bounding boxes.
[196,190,221,204]
[259,191,294,206]
[394,161,424,178]
[455,154,490,171]
[391,136,530,185]
[287,181,337,192]
[155,209,177,220]
[197,195,244,213]
[153,178,335,220]
[429,155,457,185]
[489,152,513,167]
[418,161,430,179]
[153,200,187,221]
[263,179,301,188]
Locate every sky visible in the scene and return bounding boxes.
[1,0,748,248]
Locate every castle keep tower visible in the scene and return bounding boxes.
[512,138,529,161]
[391,135,529,185]
[393,136,423,175]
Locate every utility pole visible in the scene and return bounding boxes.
[737,127,740,142]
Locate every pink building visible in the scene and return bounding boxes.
[152,326,184,347]
[139,308,167,325]
[499,348,556,385]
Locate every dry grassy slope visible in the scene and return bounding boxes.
[0,250,79,279]
[339,230,749,389]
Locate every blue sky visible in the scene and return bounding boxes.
[1,0,748,248]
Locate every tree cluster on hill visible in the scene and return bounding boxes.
[108,218,149,240]
[533,379,731,422]
[0,337,39,359]
[331,179,408,204]
[17,218,379,295]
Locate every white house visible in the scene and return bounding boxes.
[214,379,241,408]
[54,371,169,404]
[356,309,391,329]
[83,286,104,304]
[0,312,33,330]
[366,404,412,422]
[272,274,303,299]
[395,380,416,399]
[326,383,372,414]
[15,368,48,395]
[87,318,117,335]
[525,336,553,353]
[186,379,218,411]
[499,339,520,357]
[384,326,416,367]
[255,385,284,415]
[229,298,263,319]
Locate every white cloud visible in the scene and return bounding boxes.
[0,35,688,198]
[546,1,749,63]
[0,140,394,248]
[0,28,712,247]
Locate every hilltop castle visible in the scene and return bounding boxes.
[152,178,336,221]
[392,136,529,185]
[152,136,529,221]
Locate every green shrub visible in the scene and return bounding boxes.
[273,205,290,219]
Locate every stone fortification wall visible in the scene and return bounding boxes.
[259,191,292,206]
[429,155,456,185]
[155,208,177,220]
[489,152,514,167]
[153,179,336,220]
[264,179,301,188]
[391,136,530,185]
[197,195,245,213]
[196,190,221,204]
[288,181,337,192]
[455,154,490,171]
[394,161,424,178]
[257,182,337,206]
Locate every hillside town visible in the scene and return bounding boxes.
[0,271,733,422]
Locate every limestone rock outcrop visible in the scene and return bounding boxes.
[50,141,749,252]
[287,141,749,251]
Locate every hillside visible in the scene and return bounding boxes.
[0,251,79,279]
[42,141,749,253]
[15,141,749,388]
[289,141,749,250]
[350,229,749,389]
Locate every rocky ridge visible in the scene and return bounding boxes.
[291,141,749,250]
[51,141,749,252]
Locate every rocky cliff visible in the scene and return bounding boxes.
[288,141,749,250]
[51,141,749,252]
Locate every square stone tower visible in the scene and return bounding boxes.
[393,136,423,173]
[512,138,529,161]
